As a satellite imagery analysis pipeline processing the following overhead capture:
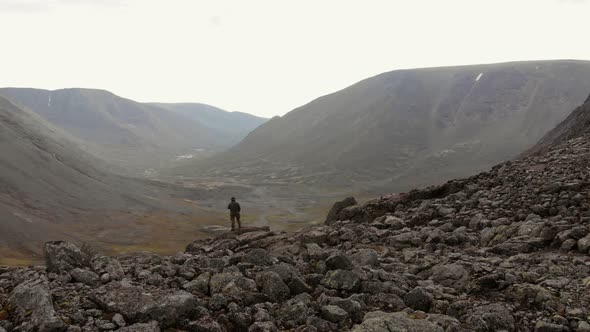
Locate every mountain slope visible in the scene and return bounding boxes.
[5,96,590,331]
[0,88,224,170]
[152,103,267,145]
[528,93,590,154]
[196,60,590,191]
[0,96,219,260]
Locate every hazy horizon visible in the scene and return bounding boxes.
[1,0,589,117]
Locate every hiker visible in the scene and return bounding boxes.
[227,197,241,231]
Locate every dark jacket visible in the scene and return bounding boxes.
[228,201,241,215]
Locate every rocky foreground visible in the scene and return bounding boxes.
[3,112,590,331]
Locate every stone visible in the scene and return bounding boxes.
[325,252,353,270]
[404,287,434,312]
[249,321,279,332]
[350,249,379,267]
[577,235,590,253]
[91,256,125,281]
[209,272,257,294]
[256,271,290,303]
[320,305,348,323]
[534,321,569,332]
[112,313,126,327]
[325,197,357,225]
[467,303,515,332]
[70,268,100,285]
[352,311,444,332]
[243,248,275,266]
[288,276,314,295]
[578,321,590,332]
[430,263,469,291]
[117,321,160,332]
[321,270,361,291]
[44,241,89,273]
[92,281,198,328]
[8,278,64,331]
[184,272,211,295]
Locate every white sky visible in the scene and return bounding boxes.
[0,0,589,117]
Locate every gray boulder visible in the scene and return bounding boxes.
[118,321,160,332]
[321,270,361,291]
[70,268,100,285]
[325,252,353,270]
[430,263,469,291]
[249,321,279,332]
[325,197,357,225]
[320,305,349,323]
[467,303,515,332]
[404,287,433,312]
[8,278,64,332]
[352,311,443,332]
[44,241,89,273]
[243,248,275,266]
[256,271,290,302]
[91,255,125,281]
[209,272,257,295]
[350,249,379,267]
[92,281,198,328]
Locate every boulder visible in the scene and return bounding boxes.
[8,278,64,332]
[350,249,379,267]
[320,305,349,323]
[209,272,257,295]
[352,311,443,332]
[69,268,100,285]
[91,255,125,281]
[467,303,515,332]
[44,241,89,273]
[118,321,160,332]
[325,252,353,270]
[249,321,279,332]
[256,272,290,302]
[430,263,469,291]
[325,197,357,225]
[321,270,361,291]
[404,287,433,312]
[92,281,198,328]
[243,248,275,266]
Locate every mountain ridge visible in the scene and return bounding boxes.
[192,60,590,192]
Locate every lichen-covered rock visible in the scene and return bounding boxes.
[92,281,198,327]
[325,197,357,225]
[8,278,64,332]
[321,270,361,291]
[256,272,290,303]
[118,321,160,332]
[69,268,100,285]
[352,311,444,332]
[44,241,89,273]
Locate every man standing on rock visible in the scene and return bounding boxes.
[228,197,241,231]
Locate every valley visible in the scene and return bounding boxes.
[4,60,590,266]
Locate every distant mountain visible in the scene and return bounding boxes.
[0,96,212,259]
[194,60,590,191]
[0,88,236,170]
[152,103,267,145]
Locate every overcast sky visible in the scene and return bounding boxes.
[0,0,589,117]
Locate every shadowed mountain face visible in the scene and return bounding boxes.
[0,96,217,259]
[195,60,590,192]
[0,88,235,170]
[152,103,267,146]
[528,94,590,155]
